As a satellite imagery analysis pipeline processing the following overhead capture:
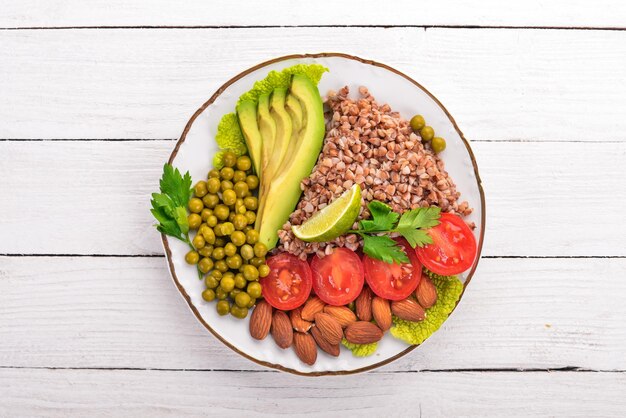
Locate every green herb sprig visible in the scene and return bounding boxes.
[348,201,440,264]
[150,164,202,278]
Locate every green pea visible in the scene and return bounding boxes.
[243,226,254,234]
[234,273,247,289]
[200,208,213,222]
[242,264,259,281]
[194,181,208,198]
[222,189,237,206]
[247,282,262,299]
[214,238,226,247]
[185,250,199,265]
[205,275,219,289]
[247,298,256,309]
[220,276,235,292]
[202,288,216,302]
[230,305,248,319]
[201,228,215,245]
[214,258,227,272]
[210,270,223,279]
[224,242,237,257]
[420,126,434,142]
[227,254,243,270]
[232,214,248,230]
[221,180,233,192]
[236,155,252,171]
[206,215,218,227]
[222,151,237,168]
[243,197,258,211]
[235,292,251,308]
[202,193,219,209]
[198,245,213,258]
[216,300,230,315]
[192,234,205,249]
[245,211,256,225]
[229,289,242,299]
[221,222,235,236]
[228,213,236,222]
[432,137,447,153]
[233,181,249,198]
[220,167,234,180]
[241,229,259,245]
[240,244,254,260]
[230,231,246,247]
[410,114,425,132]
[253,242,268,258]
[258,264,270,278]
[212,247,225,260]
[233,170,247,183]
[188,213,202,230]
[208,169,220,179]
[215,287,228,301]
[237,205,247,215]
[246,175,259,190]
[250,257,264,268]
[188,198,204,213]
[214,205,230,221]
[198,257,214,274]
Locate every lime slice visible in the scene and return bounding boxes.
[292,184,362,242]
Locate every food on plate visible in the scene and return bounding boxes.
[152,62,479,367]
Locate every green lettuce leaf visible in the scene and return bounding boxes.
[341,338,378,357]
[390,272,464,345]
[212,63,328,169]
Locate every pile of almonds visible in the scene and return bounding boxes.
[249,274,439,365]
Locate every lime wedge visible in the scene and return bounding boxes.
[292,184,362,242]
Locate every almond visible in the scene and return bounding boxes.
[293,332,317,365]
[271,310,293,349]
[290,307,312,332]
[344,321,384,344]
[323,305,357,328]
[301,296,326,321]
[391,298,426,322]
[415,275,438,309]
[355,286,373,321]
[311,325,340,357]
[371,297,392,331]
[249,300,272,340]
[314,312,343,345]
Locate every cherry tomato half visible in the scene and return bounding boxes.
[260,253,312,310]
[363,238,423,301]
[310,248,365,306]
[415,213,477,276]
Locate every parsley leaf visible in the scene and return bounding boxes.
[398,228,432,248]
[396,207,441,231]
[151,164,193,243]
[359,201,399,232]
[362,234,410,264]
[159,164,192,207]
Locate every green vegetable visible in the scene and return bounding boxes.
[348,201,441,264]
[150,164,193,242]
[212,64,328,169]
[390,272,464,345]
[341,338,378,357]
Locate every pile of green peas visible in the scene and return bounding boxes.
[409,114,447,154]
[184,151,270,319]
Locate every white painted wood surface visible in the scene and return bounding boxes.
[1,2,625,416]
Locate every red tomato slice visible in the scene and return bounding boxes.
[310,248,365,306]
[363,238,422,301]
[260,253,312,310]
[415,213,477,275]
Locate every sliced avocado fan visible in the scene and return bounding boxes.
[236,100,263,176]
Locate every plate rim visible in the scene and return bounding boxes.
[161,52,486,376]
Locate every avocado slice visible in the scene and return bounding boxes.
[257,93,276,176]
[265,88,292,182]
[256,74,326,249]
[236,100,263,176]
[286,93,304,136]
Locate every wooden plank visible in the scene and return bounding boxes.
[3,0,626,28]
[1,28,626,142]
[1,256,624,371]
[1,368,624,417]
[1,140,624,256]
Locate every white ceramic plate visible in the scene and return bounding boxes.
[162,53,485,376]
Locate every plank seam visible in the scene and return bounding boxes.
[1,25,626,31]
[2,254,625,259]
[0,139,623,143]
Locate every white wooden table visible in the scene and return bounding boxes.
[2,2,626,416]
